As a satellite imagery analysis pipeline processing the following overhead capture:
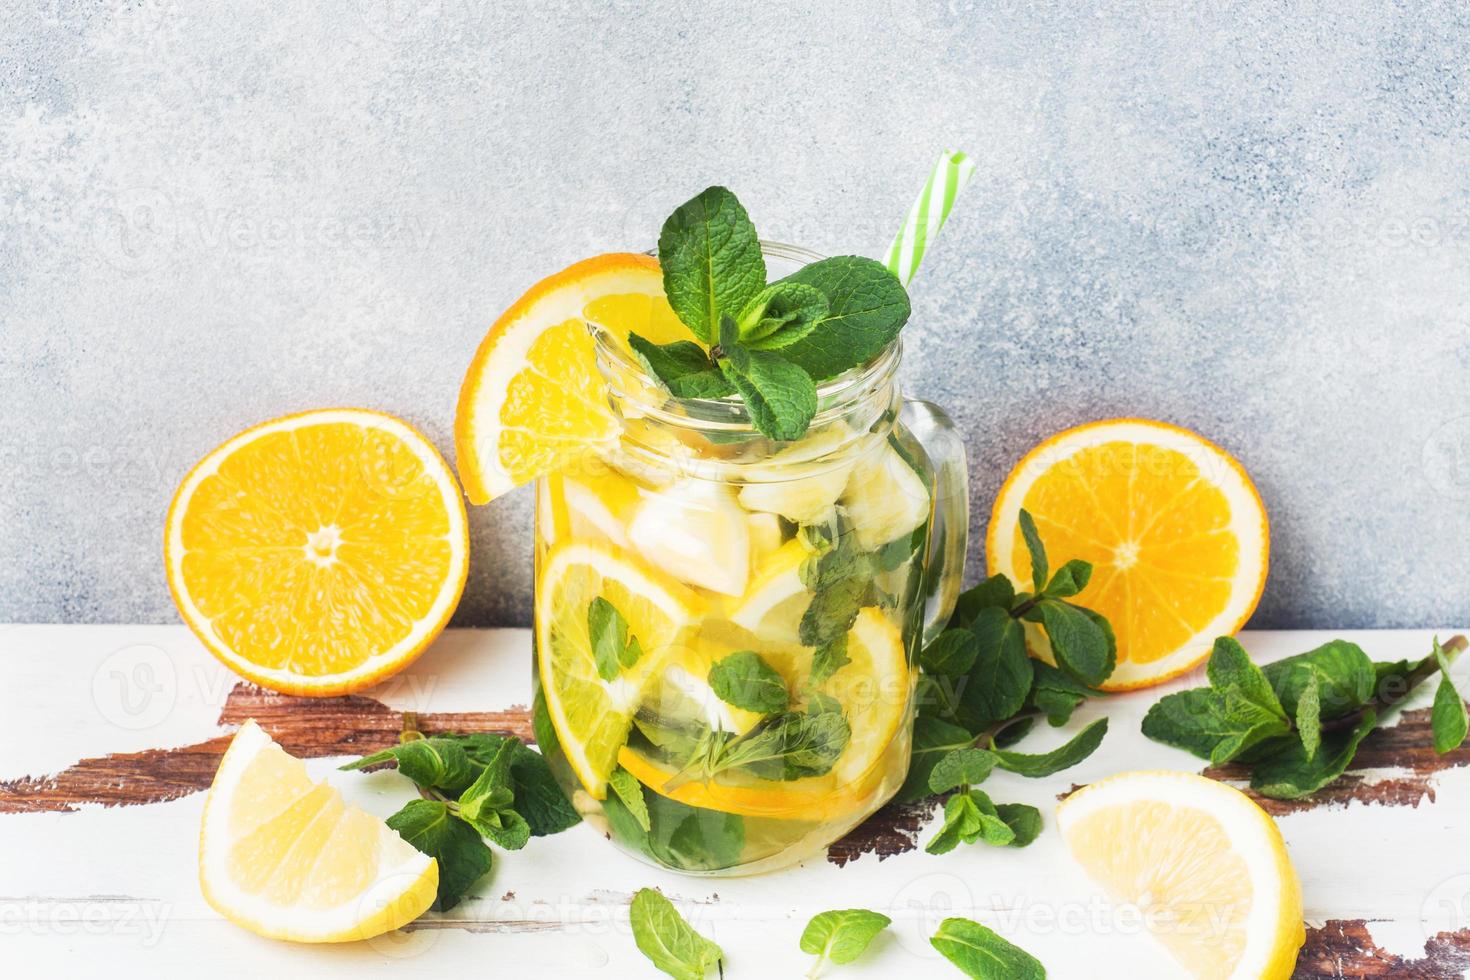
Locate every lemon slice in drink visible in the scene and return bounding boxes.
[1057,770,1304,979]
[536,541,701,798]
[199,720,437,942]
[818,607,911,784]
[729,538,813,643]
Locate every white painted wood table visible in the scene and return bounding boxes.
[4,626,1469,978]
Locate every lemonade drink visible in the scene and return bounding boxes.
[529,245,967,874]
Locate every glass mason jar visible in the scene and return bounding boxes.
[531,243,968,875]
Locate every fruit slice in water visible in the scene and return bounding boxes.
[456,254,695,503]
[1057,770,1304,979]
[626,479,751,596]
[842,442,931,551]
[987,418,1269,691]
[729,539,813,644]
[817,607,910,784]
[165,409,469,696]
[737,425,857,525]
[199,720,436,942]
[536,541,701,798]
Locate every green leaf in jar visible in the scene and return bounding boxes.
[708,650,790,715]
[587,596,644,682]
[607,766,652,833]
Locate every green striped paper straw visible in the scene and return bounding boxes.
[884,150,976,286]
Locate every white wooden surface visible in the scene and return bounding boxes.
[3,625,1469,978]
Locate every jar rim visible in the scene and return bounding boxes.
[591,240,902,436]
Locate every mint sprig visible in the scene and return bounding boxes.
[341,723,579,911]
[902,510,1114,863]
[1143,633,1469,799]
[633,187,910,441]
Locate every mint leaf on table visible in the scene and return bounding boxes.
[1203,636,1291,761]
[340,736,475,795]
[952,606,1033,732]
[926,789,1014,855]
[1249,711,1379,799]
[988,718,1108,777]
[628,334,734,399]
[718,340,817,441]
[994,803,1043,847]
[657,186,765,344]
[951,574,1015,630]
[897,716,975,803]
[1262,639,1376,718]
[930,917,1046,980]
[588,596,643,682]
[708,650,789,715]
[799,909,892,978]
[507,741,581,836]
[608,766,652,833]
[1017,509,1049,592]
[736,281,828,351]
[630,887,724,980]
[1025,662,1094,727]
[920,628,979,676]
[386,799,492,913]
[456,736,532,850]
[773,256,910,381]
[1431,638,1469,753]
[1027,598,1113,688]
[1294,673,1322,760]
[927,747,998,794]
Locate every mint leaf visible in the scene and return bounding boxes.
[799,909,891,976]
[507,742,580,836]
[707,700,850,781]
[628,334,734,399]
[457,736,531,850]
[1031,598,1113,687]
[930,917,1045,980]
[1295,673,1322,761]
[386,799,492,912]
[775,256,910,381]
[737,281,828,350]
[1204,637,1290,761]
[953,606,1033,732]
[718,342,817,441]
[1431,638,1468,753]
[928,747,997,794]
[1251,710,1378,799]
[629,887,724,980]
[994,803,1042,847]
[708,650,789,715]
[1141,688,1244,760]
[608,766,651,832]
[920,629,979,676]
[1017,509,1048,592]
[810,635,852,686]
[1262,639,1376,719]
[1026,662,1094,726]
[990,718,1108,777]
[926,789,1015,854]
[952,575,1015,630]
[340,736,475,795]
[1043,559,1091,599]
[657,186,764,344]
[897,716,975,803]
[588,596,643,682]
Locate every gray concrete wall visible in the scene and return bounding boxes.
[3,1,1468,628]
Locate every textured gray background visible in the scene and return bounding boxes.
[3,1,1469,628]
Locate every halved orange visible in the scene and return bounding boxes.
[454,253,695,504]
[987,419,1268,690]
[165,409,469,696]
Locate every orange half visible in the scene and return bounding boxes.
[987,418,1268,690]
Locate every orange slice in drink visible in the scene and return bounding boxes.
[987,419,1268,690]
[165,409,468,696]
[454,253,696,504]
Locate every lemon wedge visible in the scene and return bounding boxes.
[626,478,751,596]
[199,720,437,943]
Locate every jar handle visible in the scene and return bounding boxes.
[900,397,969,649]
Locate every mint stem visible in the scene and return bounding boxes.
[1320,634,1467,734]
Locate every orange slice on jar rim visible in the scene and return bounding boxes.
[987,418,1269,691]
[454,253,697,504]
